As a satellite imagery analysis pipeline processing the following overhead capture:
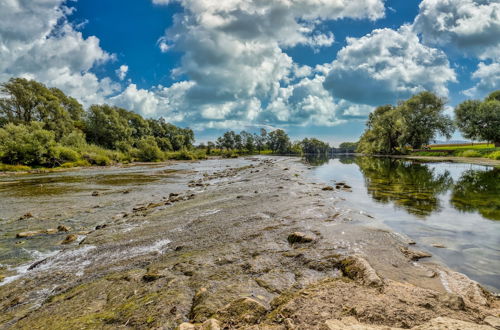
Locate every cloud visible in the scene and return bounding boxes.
[116,65,129,81]
[150,0,386,126]
[463,62,500,98]
[323,25,456,106]
[0,0,117,106]
[413,0,500,60]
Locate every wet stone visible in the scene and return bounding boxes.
[61,234,77,245]
[400,247,432,261]
[287,232,315,244]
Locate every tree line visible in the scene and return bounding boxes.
[203,129,331,156]
[0,78,196,167]
[357,90,500,155]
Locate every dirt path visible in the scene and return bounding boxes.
[0,157,498,329]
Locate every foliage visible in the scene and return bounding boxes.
[451,168,500,220]
[358,92,454,154]
[455,90,500,146]
[0,122,57,166]
[487,151,500,160]
[268,129,291,154]
[0,77,199,169]
[339,142,358,151]
[301,138,330,155]
[458,150,482,157]
[134,136,163,162]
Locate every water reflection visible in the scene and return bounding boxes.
[451,169,500,221]
[355,157,453,217]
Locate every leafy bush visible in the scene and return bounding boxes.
[60,160,91,168]
[60,131,87,148]
[0,163,31,172]
[458,150,482,157]
[51,146,80,163]
[487,151,500,160]
[135,136,163,162]
[0,123,57,166]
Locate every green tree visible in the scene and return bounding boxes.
[268,129,291,154]
[135,136,163,162]
[241,131,255,153]
[455,91,500,146]
[357,92,454,154]
[0,122,57,166]
[0,78,80,139]
[84,104,133,149]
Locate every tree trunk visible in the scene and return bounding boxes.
[495,141,500,148]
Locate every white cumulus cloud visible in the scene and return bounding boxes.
[323,25,457,106]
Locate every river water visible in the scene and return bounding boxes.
[306,156,500,292]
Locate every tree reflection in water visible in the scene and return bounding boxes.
[451,168,500,221]
[355,157,453,217]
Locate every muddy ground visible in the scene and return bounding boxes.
[0,157,498,329]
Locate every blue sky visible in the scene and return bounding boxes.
[0,0,499,145]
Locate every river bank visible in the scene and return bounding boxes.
[391,155,500,167]
[0,157,498,329]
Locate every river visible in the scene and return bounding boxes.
[306,155,500,292]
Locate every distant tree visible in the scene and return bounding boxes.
[268,129,291,154]
[455,91,500,147]
[0,78,81,139]
[206,141,215,155]
[339,142,358,151]
[357,92,454,154]
[84,104,133,149]
[397,92,454,149]
[240,131,255,152]
[301,138,330,155]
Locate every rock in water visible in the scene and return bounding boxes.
[287,232,315,244]
[57,225,70,232]
[322,186,334,191]
[61,234,77,245]
[400,247,432,261]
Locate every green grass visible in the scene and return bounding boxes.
[458,150,482,157]
[429,143,494,150]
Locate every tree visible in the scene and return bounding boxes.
[301,138,330,155]
[339,142,358,152]
[268,129,291,154]
[240,131,255,152]
[397,92,453,149]
[84,104,133,149]
[357,92,454,154]
[455,91,500,147]
[0,122,57,166]
[0,78,80,139]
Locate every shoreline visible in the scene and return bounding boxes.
[0,156,498,329]
[384,154,500,167]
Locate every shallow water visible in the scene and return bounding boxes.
[306,156,500,292]
[0,159,254,276]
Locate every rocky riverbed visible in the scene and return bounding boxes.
[0,157,499,329]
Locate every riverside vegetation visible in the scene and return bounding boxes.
[0,78,334,171]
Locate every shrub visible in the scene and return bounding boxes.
[135,137,163,162]
[60,131,87,148]
[487,151,500,160]
[51,146,80,163]
[0,163,31,172]
[60,160,91,168]
[459,150,482,157]
[0,122,57,166]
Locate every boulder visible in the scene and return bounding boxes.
[91,191,100,196]
[438,293,465,311]
[61,234,78,245]
[400,247,432,261]
[287,232,315,244]
[322,186,334,191]
[57,225,70,232]
[484,316,500,329]
[201,318,221,330]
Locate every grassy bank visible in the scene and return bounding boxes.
[411,143,500,160]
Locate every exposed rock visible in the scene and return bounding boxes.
[57,225,70,232]
[142,271,163,282]
[91,191,100,197]
[16,229,59,238]
[287,232,315,244]
[324,317,495,330]
[431,243,446,248]
[484,316,500,329]
[322,186,334,191]
[340,256,383,287]
[400,247,432,261]
[217,297,268,324]
[95,224,107,230]
[45,228,58,235]
[201,318,221,330]
[18,212,33,220]
[177,322,196,330]
[438,293,465,311]
[61,234,77,245]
